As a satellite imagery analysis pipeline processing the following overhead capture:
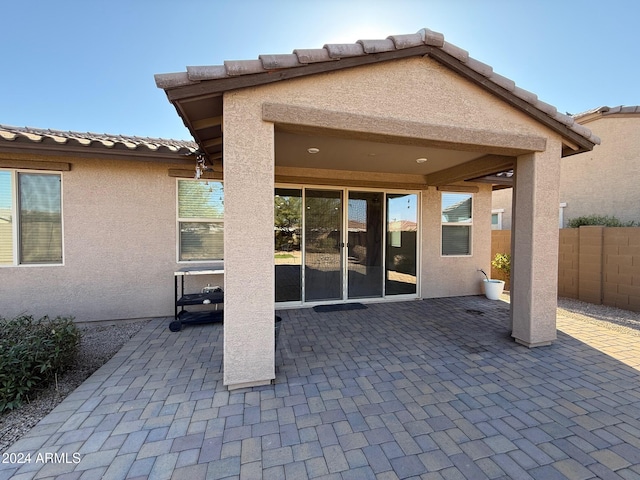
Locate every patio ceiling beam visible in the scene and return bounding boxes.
[193,116,223,131]
[202,137,223,149]
[425,154,515,186]
[470,174,514,186]
[274,174,427,190]
[263,103,548,155]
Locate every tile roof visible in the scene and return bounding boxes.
[573,105,640,121]
[155,28,600,147]
[0,124,198,156]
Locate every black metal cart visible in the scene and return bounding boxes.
[171,266,224,332]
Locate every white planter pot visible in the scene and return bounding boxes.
[483,279,505,300]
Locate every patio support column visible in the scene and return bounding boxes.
[223,92,275,388]
[510,140,562,347]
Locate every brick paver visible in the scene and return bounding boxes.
[2,296,640,479]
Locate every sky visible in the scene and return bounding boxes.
[1,0,638,141]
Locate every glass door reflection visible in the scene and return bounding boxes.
[347,191,383,299]
[274,188,302,302]
[386,193,418,295]
[305,189,343,301]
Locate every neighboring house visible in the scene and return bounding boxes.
[492,105,640,229]
[2,28,599,389]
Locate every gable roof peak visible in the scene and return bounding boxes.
[154,27,600,151]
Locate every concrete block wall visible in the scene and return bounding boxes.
[491,227,640,312]
[603,228,640,311]
[578,227,604,305]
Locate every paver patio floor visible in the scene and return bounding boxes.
[2,296,640,479]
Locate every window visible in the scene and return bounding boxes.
[491,209,503,230]
[0,170,63,265]
[177,179,224,261]
[441,192,472,256]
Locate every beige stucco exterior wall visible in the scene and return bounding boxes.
[560,115,640,226]
[421,184,493,297]
[0,156,217,323]
[223,90,276,388]
[511,141,563,347]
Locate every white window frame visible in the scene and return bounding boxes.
[0,168,64,267]
[441,191,473,257]
[491,209,504,230]
[176,178,224,263]
[559,202,567,228]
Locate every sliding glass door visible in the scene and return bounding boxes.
[304,189,343,301]
[347,191,383,299]
[274,188,302,302]
[385,193,418,295]
[275,187,418,304]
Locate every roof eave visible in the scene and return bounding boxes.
[159,45,598,157]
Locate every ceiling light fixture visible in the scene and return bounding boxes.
[307,147,320,154]
[416,157,428,164]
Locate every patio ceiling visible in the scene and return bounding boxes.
[274,130,482,176]
[176,94,519,187]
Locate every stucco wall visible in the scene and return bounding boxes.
[0,156,215,322]
[560,115,640,226]
[420,184,493,298]
[254,57,556,140]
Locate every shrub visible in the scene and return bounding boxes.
[491,253,511,282]
[0,315,80,413]
[567,215,637,228]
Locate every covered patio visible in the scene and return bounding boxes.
[155,28,600,389]
[3,297,640,479]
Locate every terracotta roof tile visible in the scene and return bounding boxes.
[259,54,302,69]
[357,38,396,53]
[442,41,469,62]
[513,86,538,105]
[464,57,493,77]
[388,33,424,49]
[154,27,601,146]
[324,43,365,58]
[0,124,197,155]
[187,65,227,81]
[489,72,516,92]
[292,48,334,64]
[224,59,265,76]
[417,28,445,47]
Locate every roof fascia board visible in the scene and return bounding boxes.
[0,143,194,164]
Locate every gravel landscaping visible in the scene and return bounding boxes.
[1,297,639,454]
[0,319,149,453]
